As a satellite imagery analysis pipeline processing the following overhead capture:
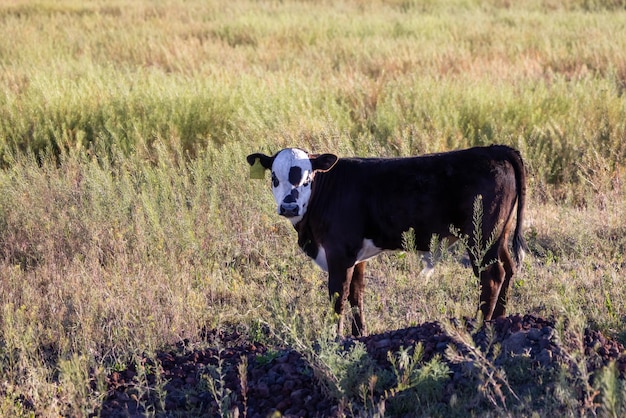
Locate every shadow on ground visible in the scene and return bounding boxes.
[99,314,626,417]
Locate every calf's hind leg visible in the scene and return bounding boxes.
[492,243,515,318]
[474,245,507,321]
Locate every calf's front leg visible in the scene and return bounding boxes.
[327,261,355,337]
[348,262,366,337]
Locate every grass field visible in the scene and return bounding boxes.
[0,0,625,416]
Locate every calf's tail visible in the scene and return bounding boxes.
[509,148,528,267]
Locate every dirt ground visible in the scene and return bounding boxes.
[99,314,626,417]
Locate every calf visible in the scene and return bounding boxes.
[247,145,527,336]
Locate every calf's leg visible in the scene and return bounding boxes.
[473,245,507,321]
[479,261,505,320]
[348,262,366,337]
[492,243,515,318]
[328,262,355,336]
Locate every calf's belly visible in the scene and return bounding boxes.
[313,239,384,272]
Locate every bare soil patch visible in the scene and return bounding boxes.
[99,314,626,417]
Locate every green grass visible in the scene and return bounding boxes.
[0,0,625,415]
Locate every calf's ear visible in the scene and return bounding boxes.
[310,153,338,172]
[247,153,274,180]
[246,153,274,169]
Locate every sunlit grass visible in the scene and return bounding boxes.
[1,0,625,189]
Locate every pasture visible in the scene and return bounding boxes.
[0,0,625,415]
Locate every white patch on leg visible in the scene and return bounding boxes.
[314,245,328,272]
[418,250,435,278]
[357,239,383,263]
[312,239,382,272]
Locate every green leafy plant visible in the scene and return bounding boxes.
[450,194,501,274]
[385,344,451,415]
[203,348,237,418]
[443,320,518,413]
[594,361,626,418]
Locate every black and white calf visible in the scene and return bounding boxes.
[247,146,527,336]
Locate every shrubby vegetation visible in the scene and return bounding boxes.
[0,0,624,415]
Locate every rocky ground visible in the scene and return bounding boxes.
[99,314,626,417]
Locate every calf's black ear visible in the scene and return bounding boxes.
[246,153,274,169]
[310,153,338,172]
[247,153,274,180]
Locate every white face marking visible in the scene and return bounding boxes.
[271,148,314,225]
[417,250,435,278]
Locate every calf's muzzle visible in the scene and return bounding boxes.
[279,202,299,217]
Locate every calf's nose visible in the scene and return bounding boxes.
[279,203,299,217]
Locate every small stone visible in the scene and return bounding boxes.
[283,379,296,391]
[279,363,295,375]
[290,388,308,400]
[527,328,542,341]
[502,332,527,355]
[374,338,391,349]
[255,382,270,398]
[276,400,290,411]
[436,342,449,352]
[116,391,130,402]
[284,408,306,417]
[277,352,290,363]
[537,348,553,366]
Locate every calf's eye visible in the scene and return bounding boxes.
[271,172,279,188]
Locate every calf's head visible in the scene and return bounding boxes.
[247,148,338,224]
